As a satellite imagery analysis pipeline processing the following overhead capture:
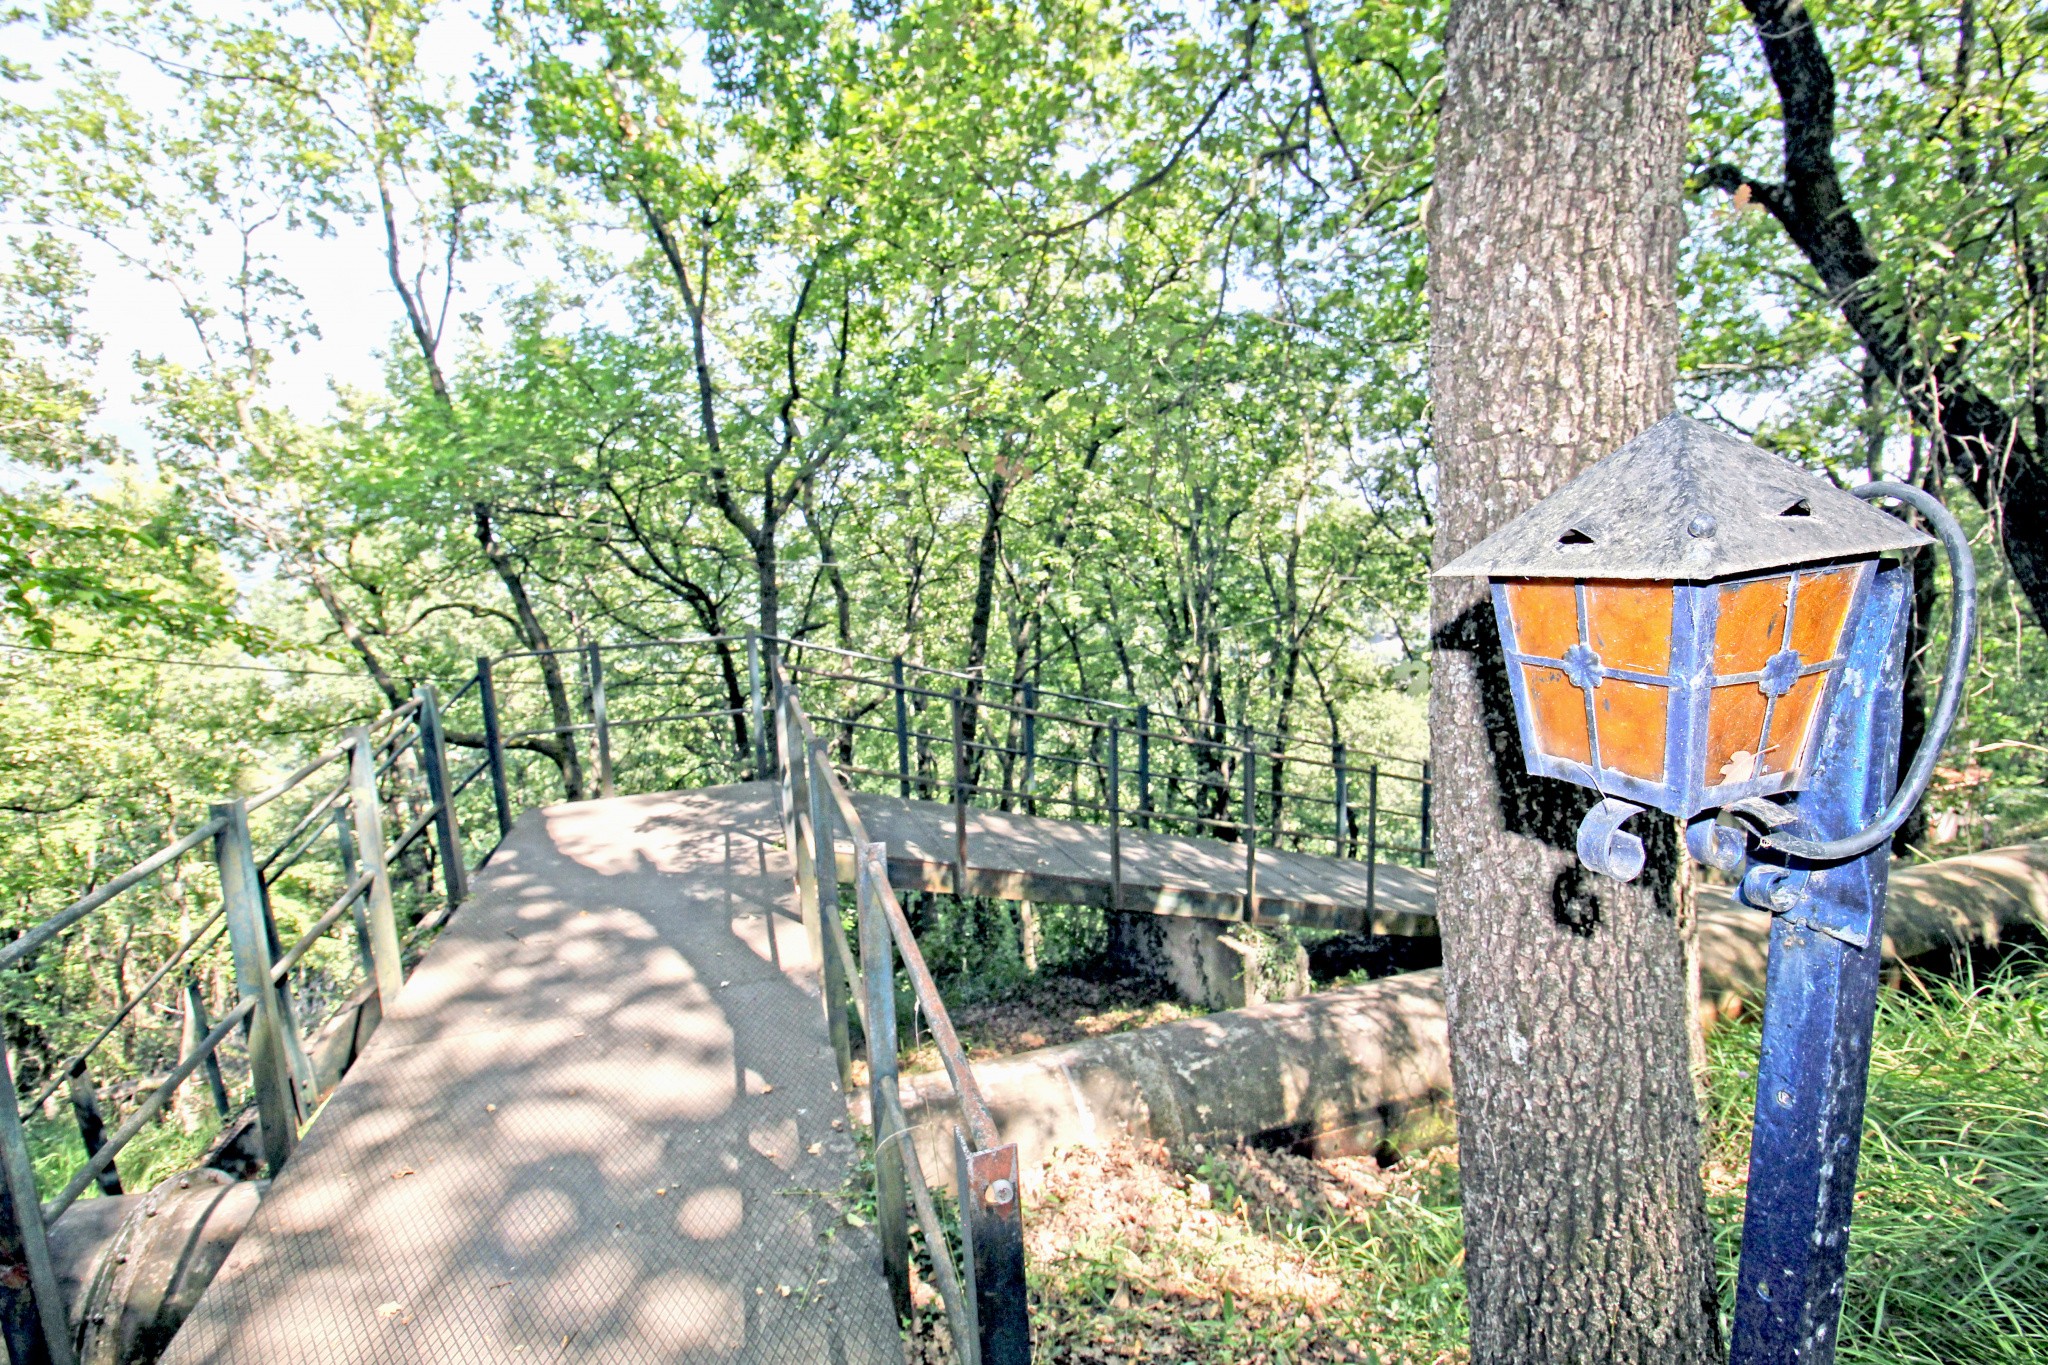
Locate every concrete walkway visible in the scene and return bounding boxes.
[163,784,899,1364]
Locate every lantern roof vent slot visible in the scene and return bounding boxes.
[1435,414,1932,581]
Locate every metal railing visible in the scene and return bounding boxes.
[463,633,1431,918]
[772,638,1431,923]
[3,631,1425,1364]
[0,685,482,1365]
[773,662,1029,1364]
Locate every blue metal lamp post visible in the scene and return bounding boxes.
[1439,415,1976,1364]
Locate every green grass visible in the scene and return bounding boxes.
[25,1106,223,1206]
[1705,957,2048,1362]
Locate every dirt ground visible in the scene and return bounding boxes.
[905,1136,1467,1365]
[890,973,1197,1074]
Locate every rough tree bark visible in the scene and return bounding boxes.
[1427,0,1721,1360]
[1700,0,2048,632]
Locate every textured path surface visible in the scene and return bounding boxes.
[848,794,1437,935]
[163,783,900,1364]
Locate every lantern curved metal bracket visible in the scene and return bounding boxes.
[1750,481,1976,866]
[1577,797,1647,881]
[1685,813,1747,875]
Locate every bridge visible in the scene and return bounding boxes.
[0,637,1434,1365]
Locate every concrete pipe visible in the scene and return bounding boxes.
[898,968,1454,1190]
[46,1170,265,1365]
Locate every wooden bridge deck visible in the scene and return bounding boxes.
[162,783,898,1365]
[848,793,1437,936]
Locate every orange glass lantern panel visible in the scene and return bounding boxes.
[1495,559,1873,821]
[1700,563,1870,791]
[1585,581,1674,674]
[1522,663,1592,765]
[1503,580,1580,658]
[1501,578,1677,785]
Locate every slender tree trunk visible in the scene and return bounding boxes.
[960,466,1014,783]
[1428,0,1720,1360]
[475,505,585,800]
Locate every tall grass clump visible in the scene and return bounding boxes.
[1705,955,2048,1363]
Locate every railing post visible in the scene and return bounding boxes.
[1135,703,1150,832]
[1366,764,1381,919]
[415,684,468,910]
[213,798,298,1176]
[806,744,854,1092]
[951,692,968,897]
[1107,723,1122,913]
[0,1042,76,1365]
[347,729,407,1007]
[183,976,233,1119]
[1420,759,1433,866]
[892,655,911,799]
[957,1132,1031,1365]
[1333,742,1350,859]
[330,807,380,985]
[748,633,769,780]
[587,643,616,799]
[774,677,801,864]
[66,1065,121,1197]
[1242,725,1258,922]
[476,656,513,840]
[1021,683,1037,817]
[856,842,912,1322]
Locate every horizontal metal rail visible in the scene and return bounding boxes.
[776,635,1424,770]
[24,908,228,1114]
[40,996,258,1225]
[257,778,352,879]
[773,663,1026,1361]
[1,679,488,1365]
[0,816,227,971]
[245,744,349,814]
[270,871,377,982]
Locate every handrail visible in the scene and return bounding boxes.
[245,744,349,814]
[785,655,1427,775]
[5,632,1414,1365]
[491,633,744,663]
[772,661,1026,1361]
[772,633,1427,768]
[39,996,258,1226]
[0,815,227,971]
[24,908,228,1114]
[257,777,352,877]
[0,677,488,1365]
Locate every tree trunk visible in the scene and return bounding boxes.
[475,504,585,801]
[1427,0,1720,1359]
